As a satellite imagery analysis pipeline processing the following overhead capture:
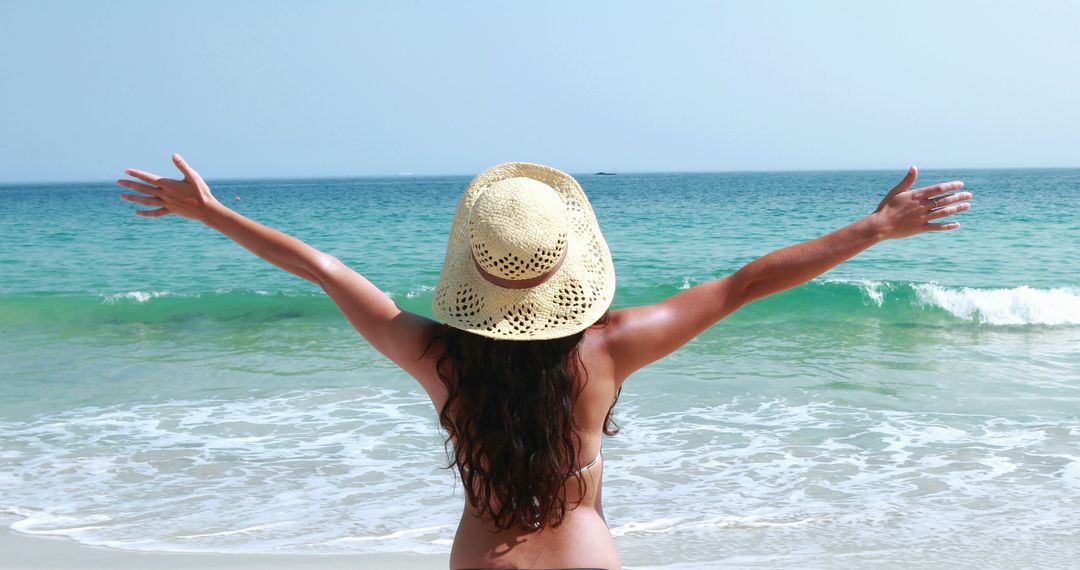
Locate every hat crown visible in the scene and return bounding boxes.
[469,177,568,281]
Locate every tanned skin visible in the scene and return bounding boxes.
[119,155,970,569]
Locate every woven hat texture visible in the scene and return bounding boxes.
[433,162,615,340]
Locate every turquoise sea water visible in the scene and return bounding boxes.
[1,169,1078,568]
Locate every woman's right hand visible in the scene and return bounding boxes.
[117,153,223,223]
[867,166,972,240]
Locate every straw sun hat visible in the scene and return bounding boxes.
[433,162,616,340]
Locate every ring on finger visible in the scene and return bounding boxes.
[930,198,939,208]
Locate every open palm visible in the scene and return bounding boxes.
[871,166,971,240]
[117,154,221,222]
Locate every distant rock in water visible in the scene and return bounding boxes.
[594,172,616,175]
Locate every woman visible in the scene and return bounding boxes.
[118,156,970,570]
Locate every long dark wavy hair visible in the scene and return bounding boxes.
[432,312,618,530]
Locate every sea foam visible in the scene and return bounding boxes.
[5,389,1078,560]
[912,284,1080,325]
[102,290,171,304]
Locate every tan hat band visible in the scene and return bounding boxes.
[472,245,568,290]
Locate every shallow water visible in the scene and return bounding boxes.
[1,169,1078,567]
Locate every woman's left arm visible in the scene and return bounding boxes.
[118,155,442,392]
[602,166,972,382]
[736,166,969,305]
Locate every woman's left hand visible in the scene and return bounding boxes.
[117,154,223,222]
[868,166,972,240]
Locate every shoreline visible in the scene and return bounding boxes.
[0,528,448,570]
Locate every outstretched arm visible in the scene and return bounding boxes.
[118,155,441,392]
[601,166,972,383]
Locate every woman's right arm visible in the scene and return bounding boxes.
[600,166,972,383]
[118,155,442,392]
[196,205,439,384]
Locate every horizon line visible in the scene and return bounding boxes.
[2,164,1079,187]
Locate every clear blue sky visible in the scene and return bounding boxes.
[1,0,1078,182]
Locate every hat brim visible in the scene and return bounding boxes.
[433,163,616,340]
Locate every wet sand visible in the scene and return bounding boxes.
[0,529,448,570]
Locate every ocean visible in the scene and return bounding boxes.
[1,169,1078,568]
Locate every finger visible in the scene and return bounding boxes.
[927,202,971,220]
[116,179,162,195]
[886,166,918,199]
[924,191,972,210]
[172,153,201,182]
[135,207,172,217]
[913,181,964,199]
[125,168,164,185]
[119,193,164,207]
[925,221,961,231]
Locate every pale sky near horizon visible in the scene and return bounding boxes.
[1,0,1078,183]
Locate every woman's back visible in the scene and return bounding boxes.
[442,325,621,570]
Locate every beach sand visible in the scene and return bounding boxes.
[0,529,448,570]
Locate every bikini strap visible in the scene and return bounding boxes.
[574,446,603,475]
